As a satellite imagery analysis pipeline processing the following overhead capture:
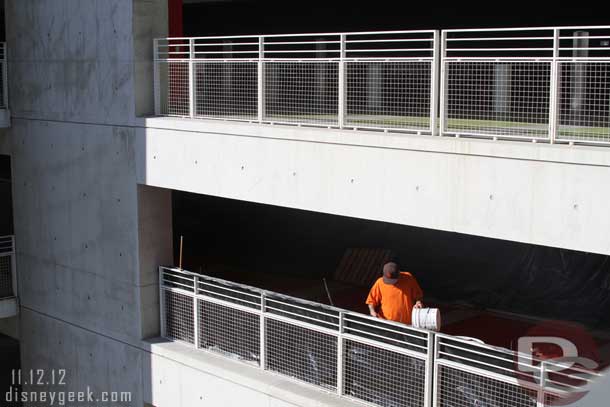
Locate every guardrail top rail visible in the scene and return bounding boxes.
[154,30,439,134]
[0,235,15,299]
[0,235,14,255]
[160,266,430,350]
[156,30,437,61]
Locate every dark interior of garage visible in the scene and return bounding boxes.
[172,190,610,367]
[182,1,607,38]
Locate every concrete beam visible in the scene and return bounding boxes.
[138,117,610,255]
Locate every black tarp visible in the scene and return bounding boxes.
[173,191,610,329]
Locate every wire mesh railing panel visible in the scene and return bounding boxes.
[344,339,426,407]
[265,318,338,390]
[444,61,551,139]
[163,290,194,344]
[346,61,432,131]
[0,255,13,298]
[194,61,258,120]
[264,61,339,126]
[157,61,190,117]
[438,365,538,407]
[198,299,260,365]
[557,61,610,143]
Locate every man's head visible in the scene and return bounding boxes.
[382,261,400,285]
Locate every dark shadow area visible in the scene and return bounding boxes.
[172,190,610,364]
[0,155,13,236]
[184,1,606,37]
[0,334,20,407]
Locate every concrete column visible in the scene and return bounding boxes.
[137,185,173,339]
[134,0,169,116]
[367,64,383,113]
[316,38,327,108]
[223,41,234,113]
[571,31,589,125]
[494,64,512,121]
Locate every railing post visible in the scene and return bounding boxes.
[10,236,17,297]
[258,37,265,123]
[153,39,160,116]
[336,312,344,395]
[193,275,199,347]
[260,292,266,370]
[537,361,547,407]
[424,332,436,407]
[548,28,560,144]
[430,31,440,136]
[338,34,346,128]
[189,38,195,118]
[159,267,166,338]
[439,31,448,137]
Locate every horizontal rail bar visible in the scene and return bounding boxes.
[342,332,429,359]
[447,36,554,41]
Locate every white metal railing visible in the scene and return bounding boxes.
[0,42,7,110]
[154,26,610,146]
[159,266,602,407]
[154,31,439,135]
[441,26,610,145]
[0,235,16,299]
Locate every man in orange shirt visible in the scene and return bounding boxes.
[366,261,424,325]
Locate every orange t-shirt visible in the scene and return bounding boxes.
[365,272,423,325]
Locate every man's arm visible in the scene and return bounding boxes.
[365,281,381,318]
[411,274,424,308]
[367,303,379,318]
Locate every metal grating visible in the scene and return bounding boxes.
[557,61,610,143]
[264,62,339,125]
[444,61,551,138]
[265,318,338,390]
[344,339,426,407]
[157,61,190,117]
[346,61,432,131]
[163,290,194,344]
[194,61,258,120]
[198,299,260,365]
[0,255,12,298]
[438,365,537,407]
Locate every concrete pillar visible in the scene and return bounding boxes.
[316,38,327,110]
[367,64,383,113]
[223,41,234,114]
[494,64,512,120]
[571,31,589,125]
[137,185,173,339]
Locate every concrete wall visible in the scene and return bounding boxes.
[138,118,610,256]
[143,339,358,407]
[4,1,168,406]
[137,184,173,339]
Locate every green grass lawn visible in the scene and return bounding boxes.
[216,112,610,142]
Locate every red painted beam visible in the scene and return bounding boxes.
[168,0,183,37]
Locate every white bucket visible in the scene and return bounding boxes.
[412,307,441,331]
